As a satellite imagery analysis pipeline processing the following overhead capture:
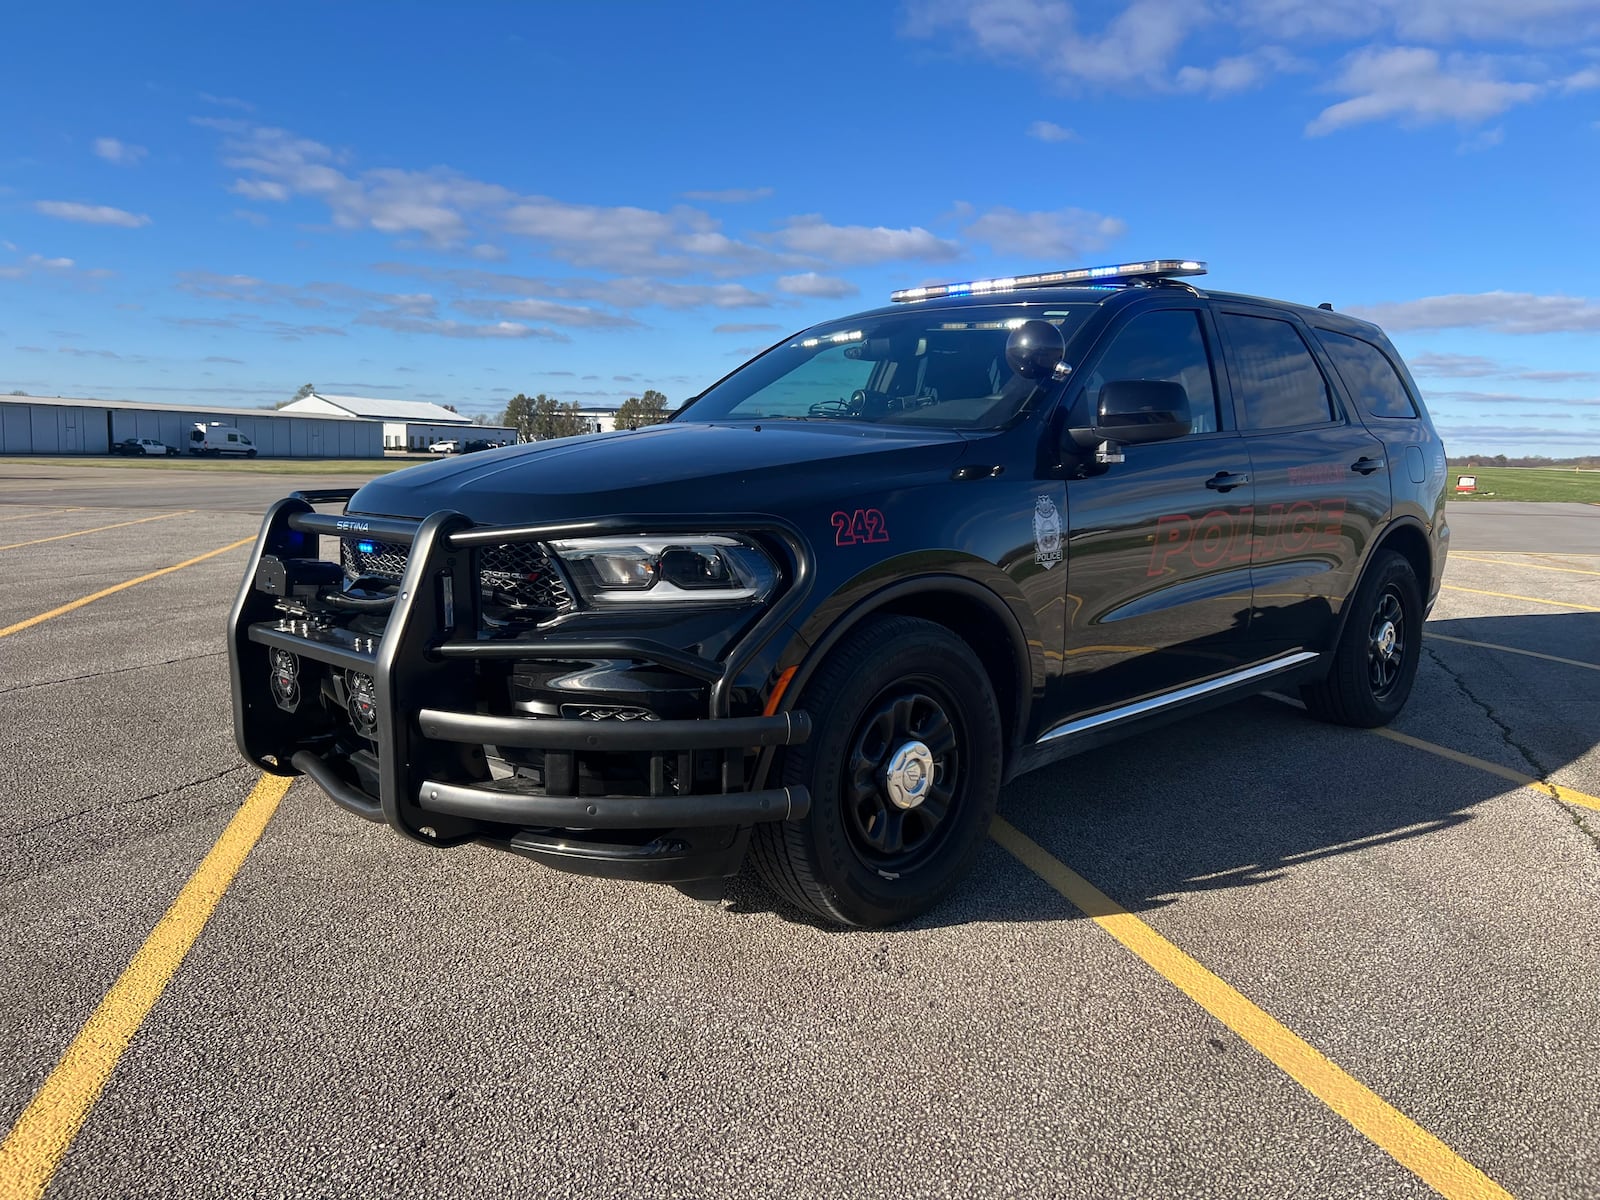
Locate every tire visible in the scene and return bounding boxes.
[751,615,1003,927]
[1300,548,1422,728]
[246,449,257,458]
[138,446,148,456]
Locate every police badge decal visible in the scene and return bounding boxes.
[1034,494,1062,569]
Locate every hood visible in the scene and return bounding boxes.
[348,420,970,524]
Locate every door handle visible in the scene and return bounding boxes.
[1351,456,1385,475]
[1205,471,1251,492]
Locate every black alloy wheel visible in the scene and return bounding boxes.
[751,615,1004,927]
[842,684,962,874]
[1302,548,1423,728]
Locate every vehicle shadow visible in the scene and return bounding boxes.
[728,610,1599,929]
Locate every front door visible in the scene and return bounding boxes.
[1059,305,1258,718]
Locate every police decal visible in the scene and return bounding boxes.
[1033,494,1062,569]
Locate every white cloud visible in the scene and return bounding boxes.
[454,297,642,329]
[774,216,961,264]
[93,137,148,166]
[1175,48,1304,94]
[776,272,861,299]
[681,187,775,203]
[1026,120,1079,141]
[713,322,784,334]
[904,0,1207,86]
[1407,352,1600,382]
[1308,47,1543,135]
[34,200,151,228]
[372,264,778,311]
[0,252,111,282]
[960,205,1127,258]
[1349,291,1600,333]
[1564,64,1600,91]
[355,312,569,340]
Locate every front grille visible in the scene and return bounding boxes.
[340,537,575,617]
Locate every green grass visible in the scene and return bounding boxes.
[0,455,417,476]
[1446,463,1600,503]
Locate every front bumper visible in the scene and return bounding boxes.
[228,491,814,882]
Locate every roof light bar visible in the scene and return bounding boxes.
[890,259,1207,304]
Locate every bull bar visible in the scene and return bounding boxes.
[227,488,815,880]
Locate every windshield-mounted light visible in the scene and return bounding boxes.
[547,535,779,605]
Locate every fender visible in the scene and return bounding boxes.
[1323,513,1434,653]
[758,573,1038,782]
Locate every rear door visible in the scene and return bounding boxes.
[1059,303,1258,716]
[1214,306,1389,657]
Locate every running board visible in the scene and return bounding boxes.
[1035,650,1322,746]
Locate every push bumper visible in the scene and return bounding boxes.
[227,491,814,882]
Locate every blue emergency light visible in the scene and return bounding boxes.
[891,259,1207,304]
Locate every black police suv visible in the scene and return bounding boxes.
[229,259,1449,927]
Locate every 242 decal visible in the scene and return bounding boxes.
[831,509,890,545]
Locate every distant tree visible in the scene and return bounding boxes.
[443,403,458,413]
[615,389,670,430]
[293,383,315,400]
[471,412,496,426]
[8,389,26,396]
[502,393,536,440]
[531,394,587,440]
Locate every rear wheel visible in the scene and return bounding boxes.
[1301,548,1422,727]
[751,615,1003,927]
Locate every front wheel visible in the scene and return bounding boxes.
[246,449,257,458]
[1301,548,1422,727]
[751,615,1003,927]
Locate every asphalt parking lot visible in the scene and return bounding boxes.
[1,465,1597,1200]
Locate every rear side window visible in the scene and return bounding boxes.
[1316,329,1419,419]
[190,430,202,442]
[1081,309,1220,433]
[1218,313,1334,430]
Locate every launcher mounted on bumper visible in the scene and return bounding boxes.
[228,488,813,885]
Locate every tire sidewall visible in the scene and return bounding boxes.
[1347,552,1422,723]
[785,623,1002,925]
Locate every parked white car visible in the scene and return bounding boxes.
[110,436,177,457]
[428,439,460,454]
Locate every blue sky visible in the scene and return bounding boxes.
[2,0,1598,455]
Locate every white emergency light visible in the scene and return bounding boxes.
[890,259,1207,303]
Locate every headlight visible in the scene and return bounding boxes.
[548,535,779,605]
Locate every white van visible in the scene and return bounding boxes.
[188,423,258,457]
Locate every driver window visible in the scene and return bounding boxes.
[1083,310,1220,434]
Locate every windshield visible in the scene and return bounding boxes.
[681,303,1095,430]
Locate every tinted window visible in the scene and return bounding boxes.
[1083,309,1219,433]
[1219,313,1334,429]
[1317,329,1418,419]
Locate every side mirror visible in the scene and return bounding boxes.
[1096,379,1191,445]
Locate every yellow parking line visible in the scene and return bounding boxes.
[0,537,252,639]
[991,818,1513,1200]
[1372,727,1600,813]
[1426,632,1600,673]
[0,507,85,523]
[0,510,191,551]
[0,773,291,1200]
[1440,585,1600,613]
[1450,554,1600,578]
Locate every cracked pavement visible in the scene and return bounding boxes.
[1,479,1597,1200]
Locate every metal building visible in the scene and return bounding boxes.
[0,395,382,457]
[277,392,515,451]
